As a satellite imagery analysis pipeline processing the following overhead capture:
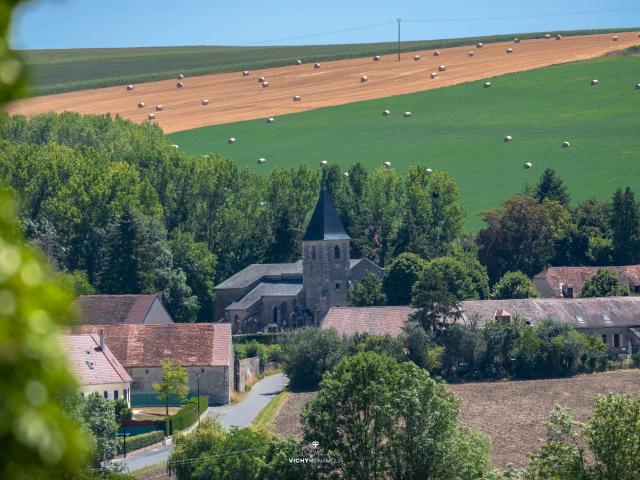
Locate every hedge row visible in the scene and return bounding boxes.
[164,396,208,436]
[117,430,164,455]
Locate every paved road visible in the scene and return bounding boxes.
[118,373,288,472]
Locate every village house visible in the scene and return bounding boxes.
[62,332,132,404]
[70,323,233,405]
[74,294,175,325]
[533,265,640,298]
[214,189,383,334]
[321,296,640,354]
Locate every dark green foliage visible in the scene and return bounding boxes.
[80,393,120,466]
[165,396,209,435]
[349,272,386,306]
[345,332,406,363]
[383,252,427,305]
[580,268,630,297]
[117,430,164,455]
[55,269,96,296]
[492,271,539,299]
[611,187,640,264]
[536,168,570,205]
[234,340,280,367]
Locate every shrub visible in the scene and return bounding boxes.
[165,396,208,435]
[117,430,164,455]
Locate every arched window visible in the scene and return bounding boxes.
[334,245,341,259]
[335,282,341,290]
[311,245,316,260]
[273,306,278,324]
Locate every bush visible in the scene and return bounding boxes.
[117,430,164,455]
[165,396,208,435]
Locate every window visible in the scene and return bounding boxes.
[123,389,128,401]
[201,368,205,373]
[311,246,316,260]
[602,314,611,323]
[334,245,341,259]
[602,334,608,345]
[114,390,118,400]
[575,315,584,323]
[548,315,558,321]
[103,391,108,399]
[614,334,621,348]
[145,369,149,374]
[335,283,341,290]
[273,306,278,323]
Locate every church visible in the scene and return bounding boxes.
[214,189,383,334]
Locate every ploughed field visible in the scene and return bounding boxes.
[8,32,639,134]
[270,370,640,469]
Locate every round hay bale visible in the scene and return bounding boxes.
[373,55,381,61]
[403,111,412,118]
[261,81,269,88]
[414,54,421,61]
[438,65,446,72]
[635,84,640,90]
[524,162,533,169]
[314,63,321,69]
[468,51,475,57]
[426,168,433,174]
[258,76,266,83]
[147,113,156,120]
[383,161,392,168]
[267,117,275,123]
[155,105,163,111]
[544,34,551,39]
[171,144,179,149]
[360,75,368,83]
[514,38,521,43]
[484,81,492,88]
[344,172,349,177]
[555,34,562,40]
[296,59,303,65]
[228,137,237,144]
[257,157,267,164]
[507,48,513,53]
[382,109,391,116]
[320,160,328,167]
[504,135,513,142]
[562,141,571,148]
[243,70,250,76]
[293,95,301,101]
[433,51,440,57]
[613,35,619,41]
[137,102,145,108]
[202,99,209,105]
[476,42,483,48]
[591,79,599,86]
[430,72,438,79]
[176,81,184,88]
[177,73,184,80]
[126,85,134,91]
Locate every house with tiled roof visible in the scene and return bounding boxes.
[214,189,383,334]
[61,332,132,404]
[74,294,175,325]
[70,323,233,405]
[533,265,640,298]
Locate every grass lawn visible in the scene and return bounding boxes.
[132,406,181,422]
[252,391,291,431]
[170,54,640,230]
[20,28,634,96]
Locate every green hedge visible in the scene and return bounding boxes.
[117,430,164,455]
[164,396,208,436]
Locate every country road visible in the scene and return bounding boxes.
[118,373,289,472]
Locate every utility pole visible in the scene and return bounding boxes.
[397,18,401,61]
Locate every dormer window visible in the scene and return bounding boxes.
[334,245,341,259]
[561,284,574,298]
[575,315,584,324]
[602,314,611,323]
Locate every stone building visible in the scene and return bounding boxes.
[533,265,640,298]
[215,189,383,333]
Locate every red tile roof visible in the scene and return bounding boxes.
[321,306,414,337]
[62,334,132,386]
[534,266,640,298]
[74,294,160,325]
[69,323,232,368]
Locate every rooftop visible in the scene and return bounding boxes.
[534,265,640,298]
[226,282,304,310]
[62,334,132,386]
[321,306,414,337]
[74,294,162,325]
[302,188,350,241]
[214,262,302,290]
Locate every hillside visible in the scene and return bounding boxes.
[169,53,640,230]
[20,28,637,96]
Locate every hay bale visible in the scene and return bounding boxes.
[344,172,349,177]
[514,38,521,43]
[137,102,145,108]
[504,135,513,142]
[177,73,184,80]
[296,59,303,65]
[147,113,156,120]
[176,81,184,88]
[383,161,392,168]
[228,137,237,144]
[171,144,179,149]
[636,84,640,90]
[476,42,483,48]
[414,54,421,61]
[382,109,391,116]
[202,99,209,105]
[314,63,321,69]
[555,34,562,40]
[468,51,475,57]
[360,76,368,83]
[545,34,551,39]
[484,81,492,88]
[243,70,250,76]
[562,141,571,148]
[507,48,513,53]
[257,157,267,164]
[433,51,440,57]
[320,160,328,166]
[293,95,301,101]
[403,112,412,118]
[524,162,533,169]
[261,81,269,88]
[258,76,266,83]
[613,35,619,41]
[438,65,446,72]
[373,55,381,61]
[591,79,599,86]
[426,168,433,174]
[267,117,275,123]
[431,72,438,79]
[126,85,134,91]
[155,105,163,111]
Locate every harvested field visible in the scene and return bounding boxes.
[8,32,639,133]
[269,370,640,469]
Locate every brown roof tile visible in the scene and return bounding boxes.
[321,306,414,337]
[534,266,640,298]
[74,294,160,325]
[62,334,132,386]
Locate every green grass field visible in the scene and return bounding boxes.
[169,54,640,231]
[20,28,636,96]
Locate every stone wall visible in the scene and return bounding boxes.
[235,356,261,392]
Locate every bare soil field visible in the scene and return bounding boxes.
[8,32,639,133]
[270,370,640,469]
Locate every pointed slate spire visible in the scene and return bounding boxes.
[302,189,350,241]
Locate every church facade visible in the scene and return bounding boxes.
[214,189,383,334]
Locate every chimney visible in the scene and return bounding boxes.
[99,328,105,351]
